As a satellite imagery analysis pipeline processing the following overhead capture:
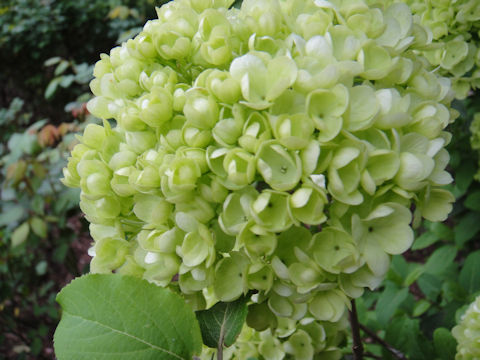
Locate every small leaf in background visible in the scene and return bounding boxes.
[375,282,409,326]
[54,274,202,360]
[385,316,434,360]
[0,204,25,227]
[452,161,475,197]
[427,222,454,241]
[454,212,480,247]
[45,78,61,99]
[31,216,47,238]
[424,245,457,276]
[441,281,466,303]
[44,57,62,67]
[11,222,29,248]
[54,60,70,76]
[412,299,431,317]
[38,124,60,147]
[404,265,425,286]
[59,75,75,88]
[35,261,48,276]
[31,195,45,215]
[411,231,439,250]
[433,327,457,360]
[459,250,480,294]
[52,242,69,263]
[464,191,480,211]
[196,296,248,349]
[417,273,442,302]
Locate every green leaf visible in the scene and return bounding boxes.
[426,222,453,241]
[412,299,430,317]
[424,245,457,276]
[54,274,202,360]
[404,265,424,286]
[11,222,29,248]
[417,273,442,301]
[375,282,409,326]
[59,75,75,88]
[464,191,480,211]
[385,316,434,360]
[44,57,62,66]
[54,60,70,76]
[195,296,248,349]
[452,161,475,197]
[36,261,48,276]
[454,212,480,247]
[0,204,25,227]
[411,231,439,250]
[433,328,456,360]
[459,250,480,293]
[45,78,61,99]
[31,217,47,238]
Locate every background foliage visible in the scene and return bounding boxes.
[0,1,167,358]
[0,0,479,359]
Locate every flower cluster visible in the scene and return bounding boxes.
[470,112,480,180]
[452,295,480,360]
[203,314,348,360]
[368,0,480,99]
[63,0,456,341]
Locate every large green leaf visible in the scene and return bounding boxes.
[459,250,480,293]
[424,245,457,276]
[454,213,480,247]
[411,231,439,250]
[54,274,202,360]
[375,282,409,326]
[464,191,480,211]
[0,204,24,227]
[195,296,248,349]
[433,327,456,360]
[385,316,434,360]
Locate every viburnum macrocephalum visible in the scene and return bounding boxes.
[452,295,480,360]
[63,0,457,357]
[367,0,480,99]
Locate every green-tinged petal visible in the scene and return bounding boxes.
[275,226,312,266]
[219,187,258,235]
[214,252,249,301]
[289,186,327,225]
[307,85,348,142]
[309,290,348,322]
[419,188,454,222]
[181,225,214,267]
[284,330,314,360]
[256,141,302,191]
[133,194,172,226]
[345,85,379,131]
[363,203,413,255]
[239,221,277,257]
[312,228,361,274]
[90,237,130,273]
[251,190,293,232]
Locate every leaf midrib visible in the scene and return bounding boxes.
[218,302,230,348]
[66,312,185,360]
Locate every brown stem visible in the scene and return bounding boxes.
[364,352,383,360]
[349,299,364,360]
[359,324,408,360]
[217,344,223,360]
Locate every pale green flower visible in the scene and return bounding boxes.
[452,295,480,360]
[63,0,456,347]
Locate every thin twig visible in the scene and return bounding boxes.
[364,352,383,360]
[349,300,364,360]
[359,324,408,360]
